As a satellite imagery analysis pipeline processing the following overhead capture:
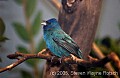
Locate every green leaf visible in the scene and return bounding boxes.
[26,0,37,18]
[32,12,42,36]
[0,18,5,36]
[14,0,22,5]
[21,70,32,78]
[36,39,46,53]
[0,36,9,42]
[25,59,37,67]
[12,22,30,42]
[17,45,29,53]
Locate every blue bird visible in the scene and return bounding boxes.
[41,18,83,59]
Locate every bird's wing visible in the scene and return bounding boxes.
[53,36,83,58]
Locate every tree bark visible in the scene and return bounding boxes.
[59,0,102,60]
[44,0,103,78]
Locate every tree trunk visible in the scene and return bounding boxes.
[44,0,103,78]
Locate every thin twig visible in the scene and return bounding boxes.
[49,0,61,10]
[110,52,120,74]
[0,57,27,73]
[0,48,119,73]
[92,43,119,78]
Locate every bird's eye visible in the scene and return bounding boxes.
[46,21,51,25]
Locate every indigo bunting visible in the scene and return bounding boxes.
[41,18,83,59]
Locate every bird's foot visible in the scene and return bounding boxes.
[51,56,56,62]
[70,54,78,63]
[58,56,66,63]
[58,58,62,63]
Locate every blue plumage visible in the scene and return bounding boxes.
[42,18,83,59]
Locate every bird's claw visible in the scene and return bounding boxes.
[70,54,78,63]
[58,58,62,63]
[51,56,56,62]
[58,56,65,63]
[51,56,63,63]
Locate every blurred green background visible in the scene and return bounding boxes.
[0,0,120,78]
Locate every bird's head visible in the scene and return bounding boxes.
[41,18,61,31]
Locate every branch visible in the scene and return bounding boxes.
[0,48,119,73]
[48,0,61,10]
[0,49,50,73]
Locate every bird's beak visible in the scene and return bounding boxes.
[41,20,47,26]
